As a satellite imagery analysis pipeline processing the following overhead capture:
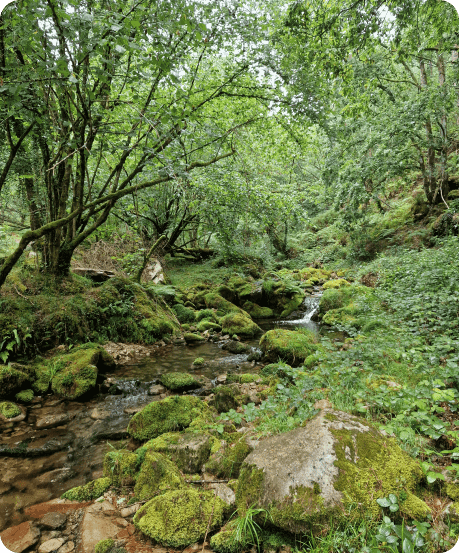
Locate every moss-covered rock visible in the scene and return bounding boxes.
[94,539,115,553]
[210,525,246,553]
[209,385,241,413]
[133,488,226,548]
[173,304,196,324]
[196,309,218,322]
[142,431,212,473]
[183,333,205,343]
[103,449,139,487]
[15,389,34,403]
[236,409,429,534]
[0,365,31,398]
[128,395,214,440]
[61,477,111,501]
[242,302,274,319]
[322,279,350,290]
[46,345,115,399]
[160,372,200,391]
[318,285,379,330]
[204,293,241,314]
[259,329,317,366]
[196,319,222,332]
[220,312,262,338]
[0,401,21,419]
[134,451,184,500]
[205,437,253,478]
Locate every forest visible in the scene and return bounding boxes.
[1,0,459,552]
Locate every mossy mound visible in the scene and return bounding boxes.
[210,526,246,553]
[205,438,253,478]
[318,285,378,330]
[196,309,218,322]
[134,451,184,500]
[160,372,200,391]
[133,488,226,548]
[128,395,214,440]
[193,357,205,366]
[242,301,274,319]
[322,278,350,290]
[260,362,292,378]
[103,449,139,487]
[183,333,205,343]
[220,312,262,337]
[0,401,21,418]
[61,477,111,501]
[196,319,222,332]
[204,293,241,314]
[15,389,34,403]
[259,329,317,366]
[0,365,31,398]
[173,304,196,324]
[210,385,241,413]
[94,539,115,553]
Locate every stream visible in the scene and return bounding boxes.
[0,291,324,532]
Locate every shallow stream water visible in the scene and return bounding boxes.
[0,290,324,531]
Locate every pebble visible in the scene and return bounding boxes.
[38,538,65,553]
[57,542,75,553]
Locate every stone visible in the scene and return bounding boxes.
[145,432,212,473]
[39,512,67,529]
[79,502,122,553]
[71,268,115,282]
[120,504,140,518]
[38,538,65,552]
[57,541,75,553]
[90,408,111,420]
[208,483,236,506]
[216,374,227,384]
[0,521,40,552]
[36,468,74,486]
[148,384,166,396]
[236,409,430,534]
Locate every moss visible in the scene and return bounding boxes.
[133,488,226,547]
[227,373,259,384]
[94,539,115,553]
[259,329,317,366]
[0,365,31,397]
[196,309,218,322]
[279,293,305,318]
[0,401,21,418]
[193,357,205,366]
[205,438,252,478]
[103,450,139,487]
[331,429,429,519]
[210,526,246,553]
[196,319,222,332]
[445,483,459,501]
[172,304,196,324]
[235,464,265,513]
[61,477,111,501]
[210,385,241,413]
[322,279,350,290]
[183,333,205,343]
[134,450,184,500]
[128,395,214,440]
[260,362,292,377]
[220,312,261,337]
[160,372,200,391]
[204,293,241,314]
[15,389,34,403]
[242,302,274,319]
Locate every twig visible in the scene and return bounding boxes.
[201,489,217,553]
[186,479,229,484]
[13,285,32,303]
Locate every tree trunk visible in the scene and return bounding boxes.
[420,60,439,205]
[437,53,449,204]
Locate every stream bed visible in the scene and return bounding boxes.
[0,291,324,532]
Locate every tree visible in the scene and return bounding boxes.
[0,0,273,286]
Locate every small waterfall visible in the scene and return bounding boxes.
[279,293,322,330]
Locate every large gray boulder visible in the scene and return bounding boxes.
[236,409,429,534]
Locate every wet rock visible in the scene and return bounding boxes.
[72,267,115,281]
[36,468,74,487]
[38,537,66,552]
[90,416,129,441]
[0,521,41,552]
[90,408,111,420]
[222,340,250,354]
[216,373,227,384]
[148,384,166,396]
[123,405,150,415]
[39,512,67,529]
[57,541,75,553]
[36,413,73,430]
[80,502,121,553]
[0,434,74,457]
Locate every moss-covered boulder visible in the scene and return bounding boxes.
[133,488,226,548]
[196,319,222,332]
[209,385,241,413]
[242,302,274,319]
[204,293,241,314]
[103,449,139,486]
[128,395,214,440]
[184,333,205,343]
[134,451,184,500]
[61,477,111,501]
[236,409,429,534]
[0,364,31,398]
[142,431,212,473]
[259,329,317,366]
[220,312,262,338]
[0,401,22,419]
[160,372,200,391]
[46,345,115,399]
[15,389,34,403]
[205,437,253,478]
[318,285,379,330]
[322,279,350,290]
[173,304,196,324]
